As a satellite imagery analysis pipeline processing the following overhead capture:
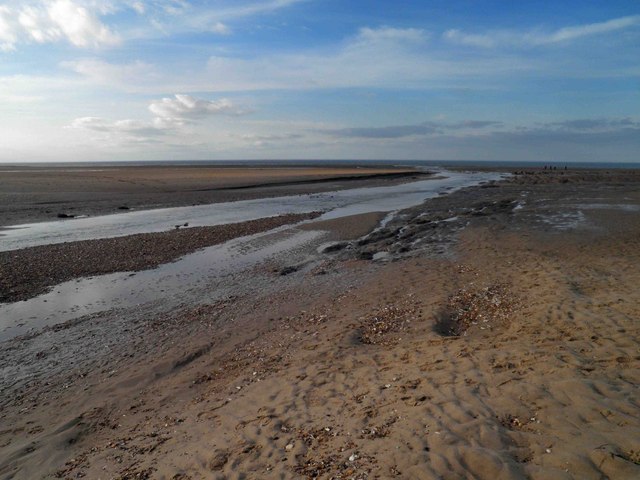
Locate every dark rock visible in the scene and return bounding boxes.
[279,265,299,276]
[322,242,348,253]
[208,450,229,471]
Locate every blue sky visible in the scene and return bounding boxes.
[0,0,639,162]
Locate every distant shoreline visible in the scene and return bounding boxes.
[0,165,427,228]
[1,159,640,169]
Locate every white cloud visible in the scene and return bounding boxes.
[68,94,252,143]
[444,14,640,48]
[0,6,18,51]
[149,94,250,124]
[130,1,145,14]
[19,7,58,44]
[211,21,231,35]
[48,0,120,47]
[0,0,120,50]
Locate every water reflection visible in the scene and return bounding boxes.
[0,170,503,341]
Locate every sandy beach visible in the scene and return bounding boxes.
[1,168,639,479]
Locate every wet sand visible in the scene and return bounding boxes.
[0,165,424,227]
[298,212,387,241]
[1,169,640,479]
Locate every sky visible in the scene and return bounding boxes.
[0,0,639,163]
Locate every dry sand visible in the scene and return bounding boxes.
[1,169,639,479]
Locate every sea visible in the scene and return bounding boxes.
[1,159,640,169]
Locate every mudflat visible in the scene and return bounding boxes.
[0,165,424,227]
[1,169,640,479]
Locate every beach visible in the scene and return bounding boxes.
[1,167,639,479]
[0,165,425,228]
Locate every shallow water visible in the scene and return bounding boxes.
[0,169,503,341]
[0,227,324,341]
[0,170,502,251]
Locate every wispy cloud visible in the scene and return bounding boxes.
[315,117,640,162]
[200,26,533,91]
[445,120,504,130]
[546,15,640,43]
[64,26,500,92]
[355,26,427,44]
[200,0,306,21]
[323,120,504,139]
[541,118,638,130]
[483,123,640,151]
[68,116,166,144]
[62,58,157,87]
[236,132,304,147]
[239,133,304,141]
[0,0,308,51]
[325,124,439,139]
[58,14,638,96]
[444,14,640,48]
[130,0,307,39]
